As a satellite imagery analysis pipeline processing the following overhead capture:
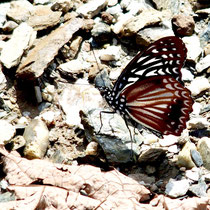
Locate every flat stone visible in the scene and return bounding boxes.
[165,179,190,198]
[76,0,108,18]
[0,120,16,144]
[0,22,36,69]
[196,54,210,73]
[6,1,34,23]
[197,137,210,170]
[188,77,210,96]
[123,9,171,36]
[16,18,83,80]
[27,5,62,31]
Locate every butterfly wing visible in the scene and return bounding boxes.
[121,75,193,136]
[113,36,187,97]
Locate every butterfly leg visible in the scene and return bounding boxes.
[98,111,115,134]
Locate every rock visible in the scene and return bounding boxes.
[182,35,202,61]
[196,54,210,73]
[191,150,203,167]
[85,141,98,156]
[172,14,195,36]
[6,1,34,23]
[185,169,200,181]
[0,120,16,144]
[189,180,208,197]
[0,69,7,91]
[58,59,89,80]
[101,12,114,24]
[11,135,26,151]
[107,0,118,7]
[23,119,49,159]
[123,9,171,36]
[59,82,103,127]
[68,36,83,59]
[192,102,202,115]
[16,18,83,80]
[151,0,181,14]
[138,148,166,163]
[159,135,178,147]
[99,45,122,61]
[197,137,210,170]
[165,179,190,198]
[2,20,18,32]
[26,5,62,31]
[128,173,155,185]
[0,22,36,69]
[177,141,196,169]
[168,145,179,153]
[143,134,159,145]
[188,77,210,96]
[0,2,10,28]
[80,109,143,163]
[40,110,61,126]
[188,117,209,130]
[181,68,194,82]
[136,21,174,46]
[106,4,122,19]
[76,0,108,18]
[204,43,210,55]
[51,0,74,13]
[91,20,112,44]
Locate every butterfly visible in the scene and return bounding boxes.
[95,36,193,137]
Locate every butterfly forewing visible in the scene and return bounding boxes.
[121,75,193,136]
[113,36,187,96]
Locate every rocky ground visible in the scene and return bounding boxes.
[0,0,209,209]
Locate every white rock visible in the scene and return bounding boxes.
[159,135,178,147]
[185,169,200,181]
[0,69,7,91]
[188,117,209,129]
[108,0,118,6]
[168,145,179,153]
[165,179,190,198]
[188,77,210,96]
[59,59,90,74]
[106,4,122,18]
[99,45,121,61]
[0,3,10,28]
[192,102,202,115]
[17,117,29,126]
[40,110,60,125]
[0,22,36,68]
[76,0,108,18]
[182,35,202,61]
[0,120,16,144]
[196,55,210,73]
[86,141,98,155]
[59,82,103,127]
[143,134,159,145]
[181,68,194,81]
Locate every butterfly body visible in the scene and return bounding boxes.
[96,36,193,137]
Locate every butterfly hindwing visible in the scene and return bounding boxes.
[121,75,193,136]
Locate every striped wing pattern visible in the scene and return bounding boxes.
[121,75,193,136]
[113,36,187,96]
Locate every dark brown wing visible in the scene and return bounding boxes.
[121,75,193,136]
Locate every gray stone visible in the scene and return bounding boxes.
[80,109,143,163]
[189,180,208,197]
[197,137,210,171]
[191,149,203,167]
[196,55,210,73]
[165,179,190,198]
[188,117,209,130]
[0,22,36,69]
